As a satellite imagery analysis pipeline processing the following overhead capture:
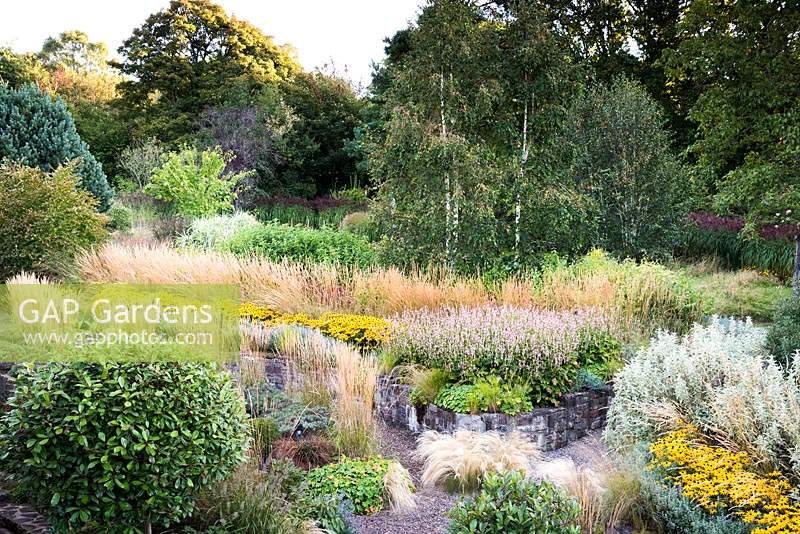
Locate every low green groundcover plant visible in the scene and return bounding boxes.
[224,221,375,267]
[0,362,249,532]
[434,377,533,416]
[448,470,581,533]
[306,457,390,515]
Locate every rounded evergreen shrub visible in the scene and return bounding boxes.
[0,362,249,532]
[0,162,108,280]
[766,297,800,366]
[0,83,113,210]
[448,471,581,534]
[108,203,134,232]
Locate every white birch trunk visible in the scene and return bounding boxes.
[440,69,451,264]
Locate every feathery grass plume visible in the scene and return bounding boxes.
[532,447,648,534]
[330,342,378,457]
[383,461,417,512]
[5,271,50,285]
[414,430,538,492]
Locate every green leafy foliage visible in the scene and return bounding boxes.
[766,298,800,367]
[434,384,476,414]
[0,362,249,532]
[564,78,686,259]
[467,376,533,416]
[528,359,580,407]
[279,72,365,195]
[306,457,390,515]
[0,83,113,210]
[114,0,299,142]
[0,162,108,280]
[108,203,133,232]
[448,470,581,534]
[579,331,623,368]
[224,222,375,267]
[145,146,251,218]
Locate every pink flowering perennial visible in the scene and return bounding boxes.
[389,305,612,381]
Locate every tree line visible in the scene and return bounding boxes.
[0,0,797,283]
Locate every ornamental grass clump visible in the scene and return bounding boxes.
[177,211,263,250]
[389,305,612,383]
[415,430,538,492]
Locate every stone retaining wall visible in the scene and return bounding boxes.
[375,375,613,451]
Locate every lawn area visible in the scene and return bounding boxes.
[678,261,792,322]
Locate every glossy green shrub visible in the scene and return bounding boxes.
[224,222,375,267]
[766,297,800,366]
[306,457,390,515]
[448,470,581,534]
[0,162,108,279]
[0,362,249,532]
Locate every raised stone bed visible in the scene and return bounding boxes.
[375,375,613,451]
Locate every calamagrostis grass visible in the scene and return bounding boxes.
[331,342,378,457]
[414,430,538,492]
[267,325,378,457]
[76,244,490,316]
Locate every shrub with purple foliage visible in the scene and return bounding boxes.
[689,212,799,241]
[389,305,614,382]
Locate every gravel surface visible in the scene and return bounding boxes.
[352,424,607,534]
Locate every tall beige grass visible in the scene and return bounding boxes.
[78,244,700,337]
[330,342,378,457]
[268,325,378,457]
[77,244,491,316]
[414,430,538,492]
[533,449,647,534]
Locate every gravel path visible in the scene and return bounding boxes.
[352,424,606,534]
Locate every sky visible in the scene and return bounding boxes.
[1,0,426,87]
